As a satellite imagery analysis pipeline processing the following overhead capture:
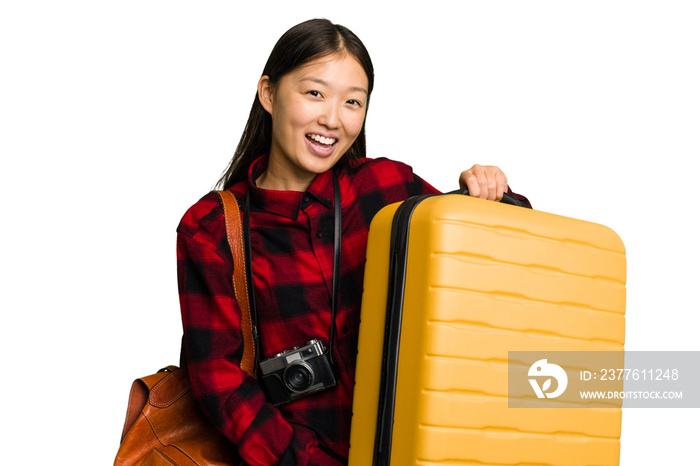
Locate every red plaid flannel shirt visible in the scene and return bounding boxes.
[177,155,530,465]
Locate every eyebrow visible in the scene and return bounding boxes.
[299,77,368,96]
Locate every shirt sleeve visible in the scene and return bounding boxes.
[177,197,344,466]
[361,157,530,208]
[413,163,532,208]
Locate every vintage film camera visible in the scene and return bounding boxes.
[259,339,338,406]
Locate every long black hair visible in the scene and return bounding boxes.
[216,18,375,190]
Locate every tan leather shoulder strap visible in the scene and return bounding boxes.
[217,190,256,378]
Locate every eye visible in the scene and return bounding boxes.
[347,99,363,108]
[307,90,322,98]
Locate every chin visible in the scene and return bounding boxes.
[303,155,343,174]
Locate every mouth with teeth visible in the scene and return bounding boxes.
[306,133,337,148]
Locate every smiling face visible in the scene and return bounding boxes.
[257,53,369,191]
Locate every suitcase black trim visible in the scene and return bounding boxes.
[373,194,432,465]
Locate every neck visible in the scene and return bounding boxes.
[256,157,316,192]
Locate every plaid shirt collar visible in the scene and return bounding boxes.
[247,155,335,220]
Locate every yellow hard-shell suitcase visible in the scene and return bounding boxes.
[349,194,626,465]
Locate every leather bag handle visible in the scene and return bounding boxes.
[119,366,180,443]
[218,190,257,378]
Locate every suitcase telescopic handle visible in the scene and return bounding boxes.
[447,188,529,207]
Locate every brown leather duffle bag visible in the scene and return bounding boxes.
[115,190,254,465]
[114,366,242,465]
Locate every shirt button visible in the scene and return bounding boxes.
[342,326,349,334]
[316,231,323,238]
[301,194,312,209]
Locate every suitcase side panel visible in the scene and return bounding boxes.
[348,202,401,465]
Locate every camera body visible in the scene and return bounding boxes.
[259,339,338,406]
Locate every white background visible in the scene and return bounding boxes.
[2,1,698,464]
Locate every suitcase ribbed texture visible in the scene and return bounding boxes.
[349,194,626,466]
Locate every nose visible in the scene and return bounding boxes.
[317,101,340,129]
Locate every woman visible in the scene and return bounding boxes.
[177,18,529,465]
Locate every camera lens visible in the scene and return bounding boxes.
[283,363,314,393]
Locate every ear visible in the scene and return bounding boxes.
[258,75,274,115]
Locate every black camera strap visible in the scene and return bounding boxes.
[244,170,342,369]
[243,189,260,369]
[329,170,342,366]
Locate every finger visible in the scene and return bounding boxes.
[465,164,488,199]
[485,171,498,201]
[459,169,480,197]
[495,170,508,201]
[475,170,490,199]
[459,166,479,190]
[481,166,507,201]
[458,170,470,191]
[483,167,503,201]
[466,172,481,198]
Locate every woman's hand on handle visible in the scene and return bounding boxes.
[459,164,508,202]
